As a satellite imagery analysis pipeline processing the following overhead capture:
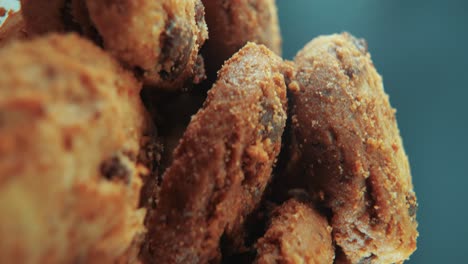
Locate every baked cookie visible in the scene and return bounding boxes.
[20,0,208,89]
[141,43,290,263]
[255,199,334,264]
[289,33,418,263]
[201,0,281,81]
[0,34,150,263]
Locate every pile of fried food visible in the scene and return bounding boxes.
[0,1,418,263]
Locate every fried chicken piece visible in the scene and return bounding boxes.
[20,0,208,89]
[288,33,418,263]
[0,11,28,48]
[255,199,334,264]
[0,34,151,263]
[140,43,290,264]
[201,0,281,81]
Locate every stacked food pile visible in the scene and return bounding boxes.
[0,1,418,263]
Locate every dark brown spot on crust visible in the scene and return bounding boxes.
[63,134,73,151]
[345,67,355,79]
[133,66,145,79]
[0,7,6,17]
[159,17,194,81]
[100,155,130,183]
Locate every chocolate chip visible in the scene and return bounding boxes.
[100,155,130,183]
[158,17,194,81]
[345,67,355,79]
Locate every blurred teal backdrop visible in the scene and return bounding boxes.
[277,0,467,263]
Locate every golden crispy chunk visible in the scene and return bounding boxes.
[289,33,418,263]
[255,199,334,264]
[20,0,208,89]
[0,34,149,263]
[141,43,290,263]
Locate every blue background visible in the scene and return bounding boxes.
[277,0,467,263]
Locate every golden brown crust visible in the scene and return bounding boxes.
[0,11,28,48]
[289,33,418,263]
[255,199,334,264]
[20,0,208,89]
[141,43,289,263]
[0,34,148,263]
[202,0,282,80]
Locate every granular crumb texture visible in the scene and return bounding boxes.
[255,199,334,264]
[202,0,281,81]
[289,33,418,264]
[0,34,151,264]
[20,0,208,89]
[141,43,291,264]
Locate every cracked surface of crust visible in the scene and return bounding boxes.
[255,199,334,264]
[141,43,289,264]
[0,34,149,263]
[202,0,281,80]
[20,0,208,89]
[289,33,418,263]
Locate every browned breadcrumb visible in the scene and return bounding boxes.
[288,32,418,263]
